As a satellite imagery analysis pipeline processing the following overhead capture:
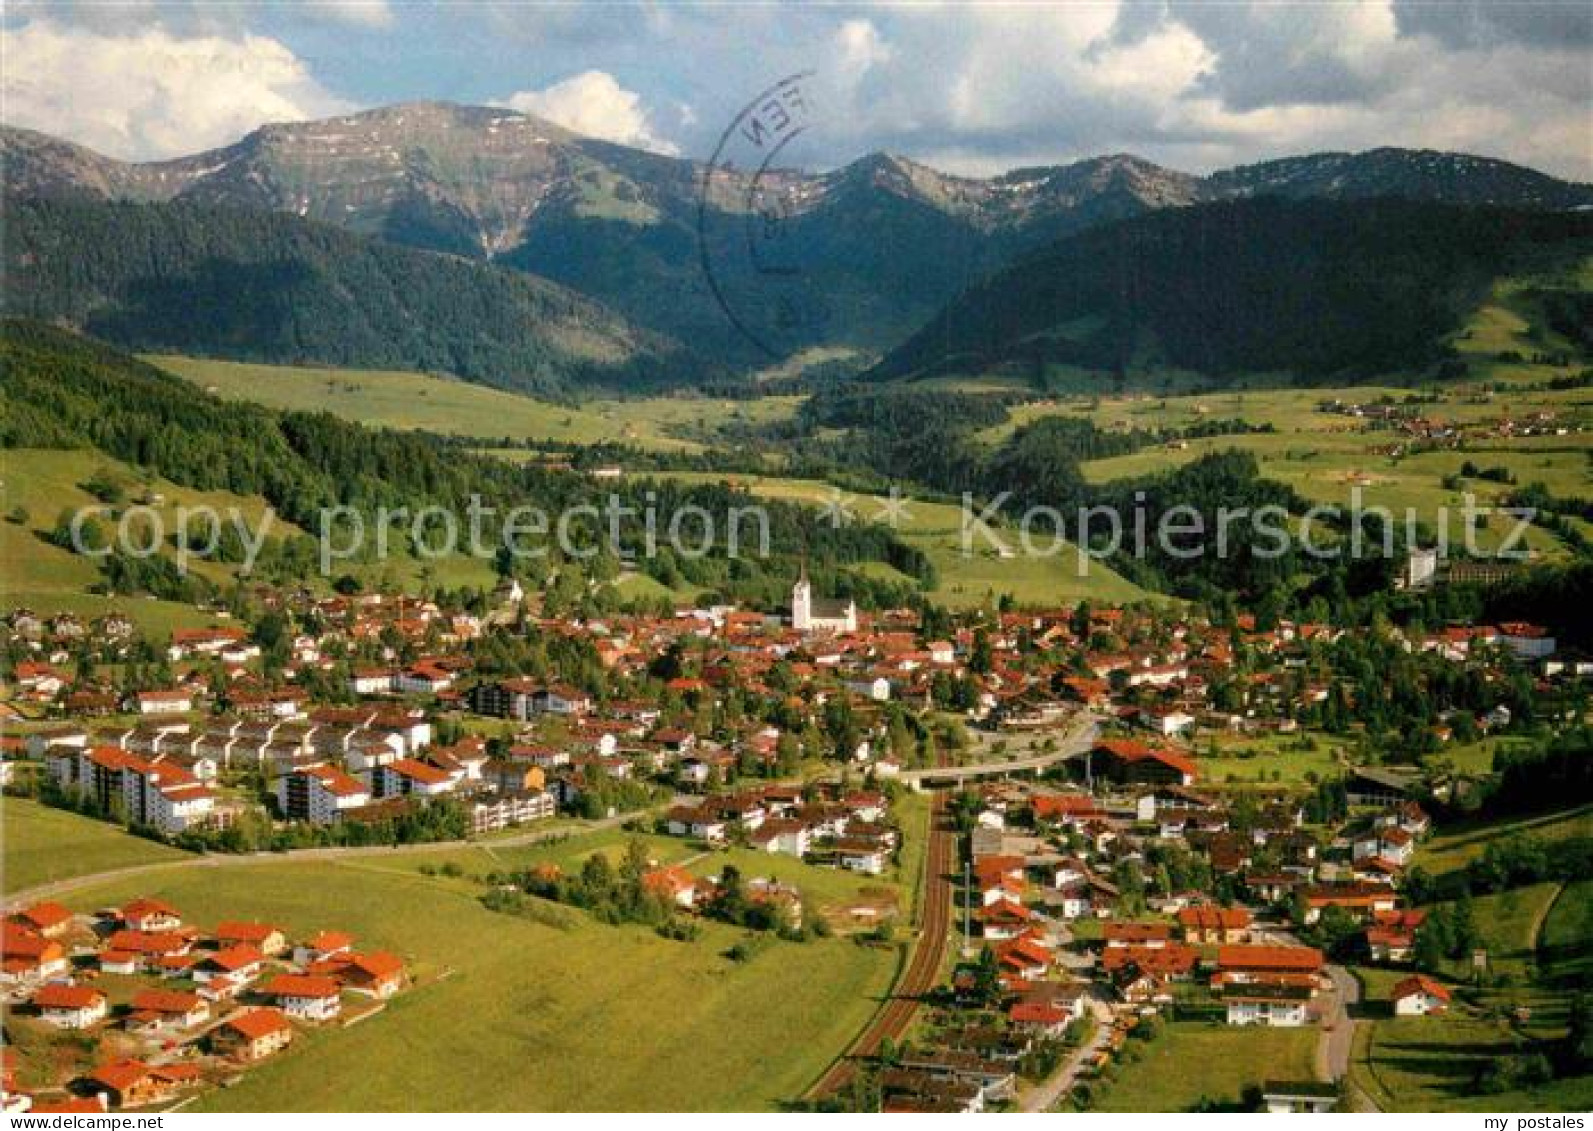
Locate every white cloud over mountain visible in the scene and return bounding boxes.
[499,70,679,155]
[2,2,1587,179]
[3,20,353,159]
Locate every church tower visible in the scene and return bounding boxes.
[791,565,812,632]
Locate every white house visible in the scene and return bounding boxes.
[1224,985,1310,1027]
[33,984,108,1029]
[263,975,342,1022]
[1392,975,1450,1016]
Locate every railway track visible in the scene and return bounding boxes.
[807,789,957,1100]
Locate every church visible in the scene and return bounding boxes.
[790,569,857,635]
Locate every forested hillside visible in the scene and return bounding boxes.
[0,321,927,609]
[871,198,1593,383]
[3,199,715,396]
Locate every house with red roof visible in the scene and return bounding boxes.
[993,935,1052,981]
[33,983,108,1029]
[214,922,288,956]
[1176,905,1253,944]
[194,944,264,986]
[315,951,405,998]
[9,902,74,938]
[293,930,355,966]
[1091,739,1197,786]
[370,757,458,799]
[210,1008,293,1062]
[978,898,1032,940]
[118,898,182,932]
[260,974,342,1021]
[125,988,208,1034]
[82,1059,198,1109]
[642,865,700,909]
[1392,974,1451,1016]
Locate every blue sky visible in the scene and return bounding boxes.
[5,1,1590,179]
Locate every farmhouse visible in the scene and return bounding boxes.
[1392,974,1451,1016]
[1091,739,1197,787]
[313,951,405,998]
[82,1059,197,1109]
[194,944,264,986]
[119,898,183,933]
[214,922,288,956]
[261,974,343,1021]
[2,927,69,985]
[9,902,74,938]
[293,930,355,966]
[211,1008,294,1062]
[32,983,109,1029]
[125,989,208,1033]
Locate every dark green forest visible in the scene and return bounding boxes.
[871,198,1593,382]
[0,320,928,608]
[3,199,717,396]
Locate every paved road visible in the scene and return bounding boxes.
[1019,998,1114,1112]
[5,811,640,908]
[806,790,954,1100]
[1318,963,1359,1081]
[899,713,1100,786]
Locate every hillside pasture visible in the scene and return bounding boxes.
[40,853,898,1112]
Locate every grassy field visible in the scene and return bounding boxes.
[0,447,290,635]
[1540,879,1593,988]
[1414,804,1593,878]
[1444,881,1564,978]
[1088,1022,1317,1111]
[1193,731,1346,787]
[659,472,1156,608]
[2,798,191,893]
[1349,800,1593,1111]
[970,367,1592,559]
[149,355,803,454]
[1353,1008,1593,1112]
[33,845,897,1111]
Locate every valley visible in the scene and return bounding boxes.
[2,54,1591,1119]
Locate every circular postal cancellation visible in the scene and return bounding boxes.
[697,71,831,358]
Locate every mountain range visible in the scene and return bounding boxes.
[5,102,1591,382]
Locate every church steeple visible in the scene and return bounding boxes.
[791,563,812,632]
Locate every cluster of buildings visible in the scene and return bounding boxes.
[880,751,1457,1111]
[662,784,897,874]
[2,896,405,1112]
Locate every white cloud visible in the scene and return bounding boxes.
[834,18,893,79]
[304,1,395,29]
[2,20,354,160]
[500,70,679,154]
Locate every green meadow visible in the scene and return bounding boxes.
[1088,1022,1317,1112]
[24,834,902,1111]
[2,798,191,893]
[659,471,1156,608]
[150,355,803,454]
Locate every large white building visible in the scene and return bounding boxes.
[791,570,857,635]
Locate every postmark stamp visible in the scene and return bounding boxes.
[697,71,829,358]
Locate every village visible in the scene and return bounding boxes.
[1,567,1587,1112]
[2,892,406,1112]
